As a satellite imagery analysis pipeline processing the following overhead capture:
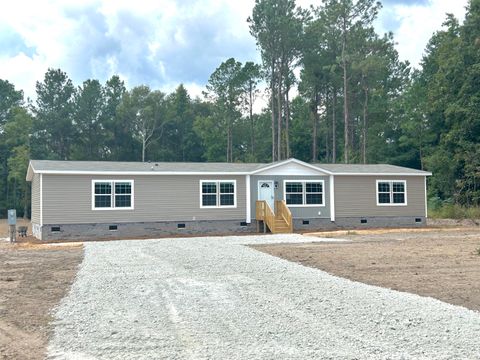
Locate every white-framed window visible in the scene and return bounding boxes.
[284,180,325,207]
[92,180,134,210]
[200,180,236,208]
[376,180,407,206]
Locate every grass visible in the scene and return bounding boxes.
[428,204,480,219]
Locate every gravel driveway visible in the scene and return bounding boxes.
[48,234,480,359]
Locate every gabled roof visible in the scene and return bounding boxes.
[26,158,431,181]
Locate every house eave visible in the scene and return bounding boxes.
[332,172,432,176]
[29,170,252,176]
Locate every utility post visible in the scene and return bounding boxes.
[8,209,16,243]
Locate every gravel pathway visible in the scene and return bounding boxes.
[47,234,480,359]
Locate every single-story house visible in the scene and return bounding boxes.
[26,158,431,240]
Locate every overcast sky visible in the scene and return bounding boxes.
[0,0,468,100]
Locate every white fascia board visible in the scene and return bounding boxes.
[332,172,432,176]
[250,158,333,175]
[32,170,251,176]
[26,162,35,181]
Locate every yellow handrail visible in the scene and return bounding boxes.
[256,200,293,233]
[255,200,276,232]
[276,200,293,232]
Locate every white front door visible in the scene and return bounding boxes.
[258,181,275,210]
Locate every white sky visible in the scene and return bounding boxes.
[0,0,469,101]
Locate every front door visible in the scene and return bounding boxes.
[258,180,275,210]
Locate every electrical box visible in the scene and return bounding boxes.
[8,209,16,225]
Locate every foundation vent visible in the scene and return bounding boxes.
[415,218,422,223]
[51,226,61,232]
[177,223,186,229]
[109,225,118,231]
[240,221,248,226]
[302,220,310,225]
[360,219,367,224]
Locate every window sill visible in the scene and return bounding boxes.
[200,205,237,209]
[376,203,408,207]
[92,207,134,211]
[286,204,326,208]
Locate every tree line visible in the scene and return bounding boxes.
[1,0,480,217]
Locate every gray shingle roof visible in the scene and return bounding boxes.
[29,160,266,173]
[313,163,430,175]
[28,159,430,178]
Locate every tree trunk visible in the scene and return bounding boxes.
[332,89,337,164]
[249,80,255,158]
[342,17,349,164]
[277,68,282,161]
[312,91,318,162]
[285,84,291,159]
[325,89,330,162]
[362,86,368,164]
[23,181,29,220]
[270,61,276,162]
[142,136,146,162]
[229,125,233,162]
[226,124,230,162]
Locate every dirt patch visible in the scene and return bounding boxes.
[0,242,83,360]
[252,228,480,312]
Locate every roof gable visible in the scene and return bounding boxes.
[251,159,331,176]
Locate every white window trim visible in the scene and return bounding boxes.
[376,180,407,206]
[200,180,237,209]
[91,179,135,210]
[283,180,325,207]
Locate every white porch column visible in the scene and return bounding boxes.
[246,175,251,223]
[329,175,335,222]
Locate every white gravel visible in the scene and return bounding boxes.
[48,234,480,359]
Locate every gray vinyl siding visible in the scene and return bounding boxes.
[334,175,426,217]
[42,174,246,224]
[31,173,40,223]
[250,175,330,219]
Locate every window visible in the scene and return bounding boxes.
[201,180,236,208]
[376,180,407,206]
[284,180,324,206]
[92,180,134,210]
[200,180,236,208]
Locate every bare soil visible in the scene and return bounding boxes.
[252,227,480,312]
[0,242,83,360]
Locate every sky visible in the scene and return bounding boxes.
[0,0,469,101]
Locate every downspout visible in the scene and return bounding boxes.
[329,175,335,222]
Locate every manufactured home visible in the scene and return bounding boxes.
[26,158,431,240]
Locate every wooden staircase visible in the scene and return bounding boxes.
[256,200,293,234]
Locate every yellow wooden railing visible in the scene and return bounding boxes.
[256,200,276,232]
[275,200,293,233]
[256,200,293,233]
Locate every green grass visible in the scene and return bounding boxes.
[428,203,480,219]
